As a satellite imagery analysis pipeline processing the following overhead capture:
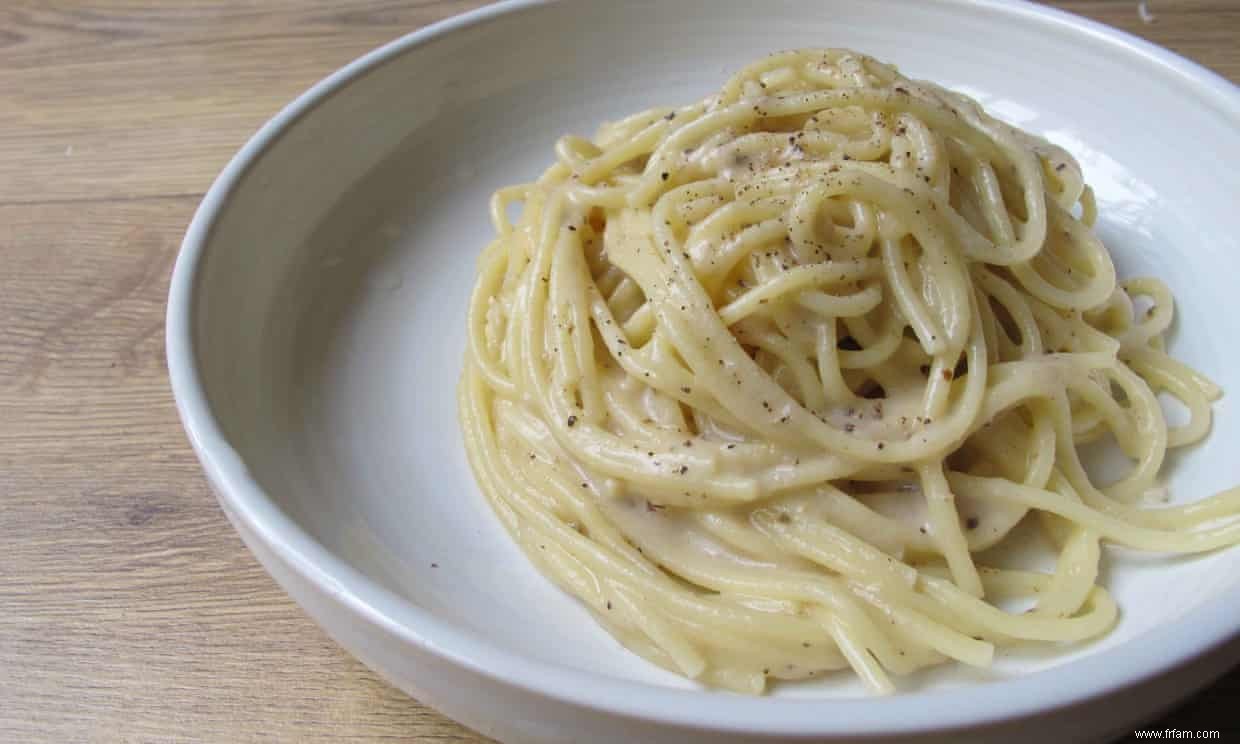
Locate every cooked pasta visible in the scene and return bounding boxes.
[457,49,1240,694]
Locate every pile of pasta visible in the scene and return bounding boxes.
[459,49,1239,693]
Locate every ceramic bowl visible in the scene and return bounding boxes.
[167,1,1240,741]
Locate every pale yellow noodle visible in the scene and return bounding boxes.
[457,49,1240,694]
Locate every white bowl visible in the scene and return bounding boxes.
[167,1,1240,741]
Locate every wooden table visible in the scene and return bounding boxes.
[2,2,1237,741]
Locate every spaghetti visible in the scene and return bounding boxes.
[458,49,1240,693]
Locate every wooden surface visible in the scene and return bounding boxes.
[1,1,1237,742]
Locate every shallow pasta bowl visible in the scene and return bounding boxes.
[166,1,1240,742]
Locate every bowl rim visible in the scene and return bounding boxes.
[167,0,1240,736]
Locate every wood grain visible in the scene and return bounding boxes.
[1,2,1236,742]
